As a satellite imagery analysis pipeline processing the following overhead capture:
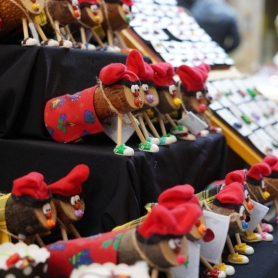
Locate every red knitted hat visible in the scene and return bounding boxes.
[150,62,175,87]
[263,155,278,174]
[215,182,245,205]
[246,162,271,182]
[99,63,140,86]
[225,170,246,185]
[121,0,133,6]
[78,0,99,5]
[126,49,154,82]
[48,164,90,196]
[177,63,210,92]
[12,172,50,200]
[158,184,199,209]
[137,202,202,239]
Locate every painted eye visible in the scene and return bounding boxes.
[261,180,266,190]
[42,203,51,215]
[168,239,176,249]
[131,85,140,95]
[91,4,98,11]
[75,195,81,203]
[196,91,203,100]
[239,206,245,219]
[122,4,130,13]
[220,184,226,190]
[142,84,149,92]
[244,189,250,201]
[70,196,76,206]
[169,84,176,95]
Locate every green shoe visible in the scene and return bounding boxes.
[113,144,134,156]
[159,134,175,145]
[138,142,159,153]
[170,124,188,135]
[146,137,160,145]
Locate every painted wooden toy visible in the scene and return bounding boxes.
[48,164,90,240]
[100,0,133,49]
[0,171,56,246]
[150,62,196,141]
[242,162,273,242]
[0,0,59,46]
[177,63,222,137]
[126,49,176,147]
[46,200,202,278]
[45,0,82,48]
[44,62,144,156]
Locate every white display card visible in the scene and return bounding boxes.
[248,101,271,127]
[246,201,269,233]
[248,132,275,156]
[264,125,278,142]
[197,210,230,264]
[101,114,137,145]
[177,111,208,135]
[237,103,259,131]
[216,108,253,137]
[256,100,277,125]
[253,129,278,156]
[171,241,200,278]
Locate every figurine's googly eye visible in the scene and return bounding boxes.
[75,195,81,204]
[142,84,149,92]
[42,203,51,215]
[72,0,78,6]
[220,184,225,190]
[131,85,140,94]
[91,4,98,11]
[70,196,76,206]
[239,206,245,218]
[196,91,203,100]
[244,189,249,200]
[261,180,266,190]
[122,4,130,12]
[169,84,176,95]
[168,239,176,249]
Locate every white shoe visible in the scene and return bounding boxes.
[59,40,73,48]
[41,39,59,47]
[21,37,38,46]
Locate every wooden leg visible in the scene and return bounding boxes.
[117,115,123,146]
[164,113,177,128]
[165,269,175,278]
[61,226,68,241]
[68,223,81,238]
[200,255,214,271]
[34,233,45,247]
[80,27,87,44]
[235,233,242,244]
[143,111,161,138]
[226,235,236,255]
[127,112,146,144]
[158,114,167,136]
[151,268,159,278]
[22,18,29,38]
[33,20,47,41]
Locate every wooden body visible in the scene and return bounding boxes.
[46,0,78,25]
[264,177,278,201]
[94,85,144,120]
[5,196,57,237]
[246,183,267,204]
[101,3,129,32]
[156,89,180,114]
[80,6,103,27]
[118,228,188,270]
[186,214,206,241]
[0,0,44,37]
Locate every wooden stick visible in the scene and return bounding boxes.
[107,29,114,47]
[143,111,161,138]
[235,233,242,245]
[137,115,149,139]
[200,255,214,271]
[127,112,146,144]
[68,223,81,238]
[22,18,29,38]
[256,224,263,234]
[34,233,45,247]
[33,20,47,41]
[54,21,62,41]
[151,268,159,278]
[60,226,68,240]
[80,27,87,44]
[158,114,167,136]
[114,31,127,49]
[226,235,236,255]
[274,199,278,215]
[164,113,177,128]
[117,115,123,146]
[91,28,105,47]
[166,270,174,278]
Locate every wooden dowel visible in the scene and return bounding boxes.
[22,18,29,38]
[34,233,45,247]
[151,268,159,278]
[33,21,47,41]
[80,27,87,44]
[158,114,167,136]
[226,235,235,255]
[68,223,81,238]
[143,111,161,138]
[127,112,146,144]
[117,115,123,146]
[61,226,68,240]
[235,233,242,244]
[200,255,214,271]
[164,113,177,128]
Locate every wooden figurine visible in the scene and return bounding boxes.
[0,172,56,246]
[262,155,278,225]
[176,63,222,137]
[44,62,144,156]
[0,0,59,46]
[46,200,202,278]
[150,62,196,141]
[126,49,175,146]
[45,0,83,48]
[48,164,90,240]
[242,162,273,242]
[77,0,105,49]
[100,0,133,50]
